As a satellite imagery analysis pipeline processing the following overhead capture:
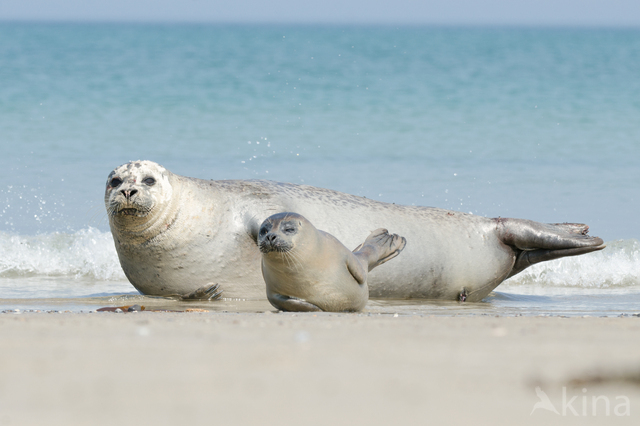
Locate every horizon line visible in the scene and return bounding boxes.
[1,19,640,30]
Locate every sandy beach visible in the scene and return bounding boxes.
[1,312,639,425]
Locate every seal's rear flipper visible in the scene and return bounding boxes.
[495,218,606,277]
[496,218,605,251]
[509,243,606,278]
[548,223,591,236]
[268,293,322,312]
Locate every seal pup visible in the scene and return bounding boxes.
[105,160,605,301]
[258,213,406,312]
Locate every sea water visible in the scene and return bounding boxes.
[1,23,639,315]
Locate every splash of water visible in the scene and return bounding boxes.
[0,227,125,280]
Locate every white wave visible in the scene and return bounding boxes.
[0,228,126,281]
[1,229,638,296]
[501,239,640,295]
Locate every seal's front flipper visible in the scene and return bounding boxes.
[354,228,407,271]
[373,231,407,268]
[346,254,367,285]
[268,293,322,312]
[180,283,223,301]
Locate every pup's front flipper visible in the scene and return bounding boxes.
[268,293,322,312]
[353,228,407,271]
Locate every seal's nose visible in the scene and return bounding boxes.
[121,189,138,199]
[266,233,277,243]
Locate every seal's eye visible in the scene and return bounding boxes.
[281,221,297,234]
[143,177,156,186]
[260,223,272,236]
[110,178,122,187]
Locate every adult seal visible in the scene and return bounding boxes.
[105,160,605,302]
[258,212,406,312]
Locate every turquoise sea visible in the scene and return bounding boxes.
[0,23,639,314]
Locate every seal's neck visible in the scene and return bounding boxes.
[110,177,183,247]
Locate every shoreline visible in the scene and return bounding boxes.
[1,313,639,425]
[3,290,640,317]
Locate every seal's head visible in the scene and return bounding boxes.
[258,212,309,254]
[104,160,173,221]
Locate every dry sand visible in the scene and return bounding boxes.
[0,311,639,425]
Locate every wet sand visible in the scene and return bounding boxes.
[1,312,639,426]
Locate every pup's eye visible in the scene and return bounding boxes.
[110,178,122,187]
[260,228,268,235]
[284,227,296,234]
[143,177,156,186]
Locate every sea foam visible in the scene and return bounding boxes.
[0,228,125,281]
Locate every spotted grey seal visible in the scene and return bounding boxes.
[258,212,406,312]
[105,160,605,302]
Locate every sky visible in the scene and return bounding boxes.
[1,0,640,26]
